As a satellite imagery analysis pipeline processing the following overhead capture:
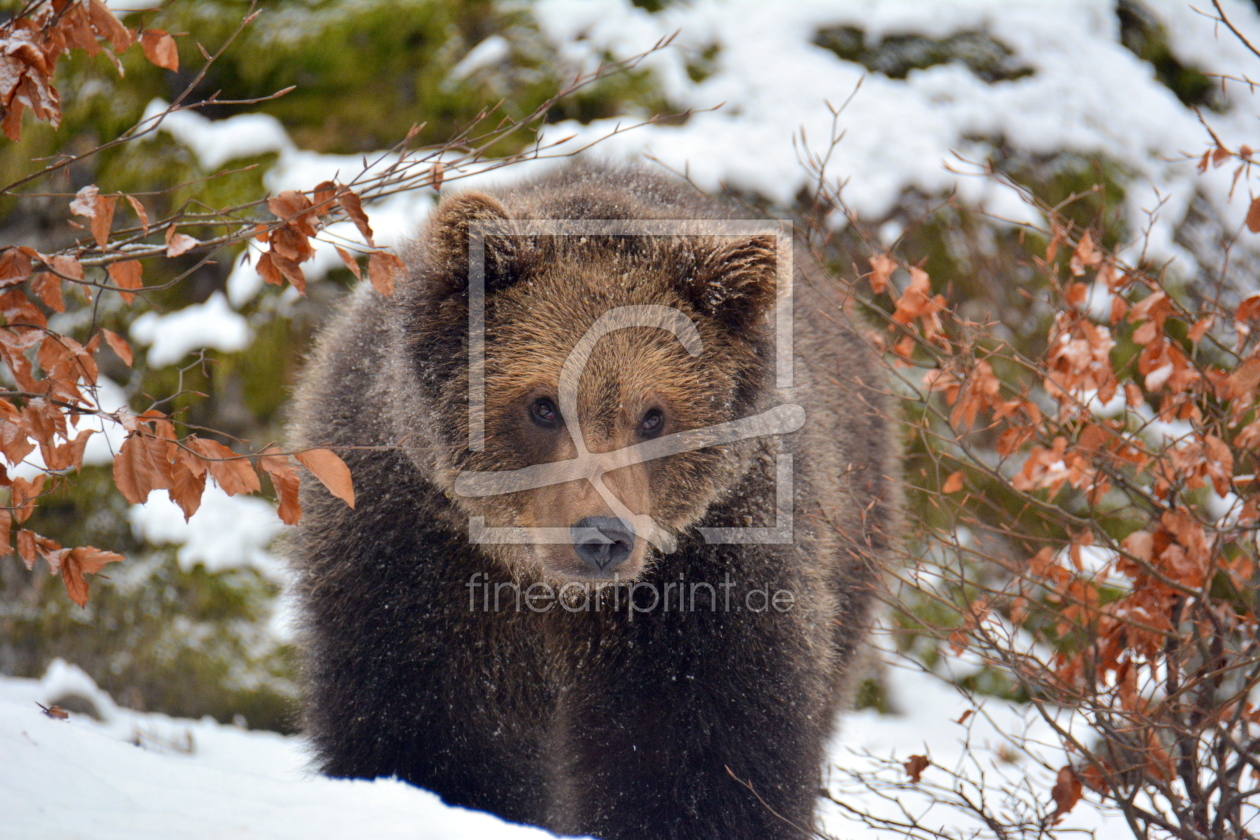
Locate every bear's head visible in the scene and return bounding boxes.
[391,189,781,586]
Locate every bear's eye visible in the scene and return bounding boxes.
[639,408,664,438]
[529,397,560,429]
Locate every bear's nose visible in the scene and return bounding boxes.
[570,516,636,572]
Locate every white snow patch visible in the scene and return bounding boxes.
[0,665,557,840]
[142,99,294,171]
[449,35,511,81]
[129,484,285,579]
[0,658,1127,840]
[129,292,251,366]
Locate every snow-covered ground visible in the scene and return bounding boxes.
[1,658,1122,839]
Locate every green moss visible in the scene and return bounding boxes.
[814,26,1033,83]
[685,43,722,85]
[1118,0,1220,110]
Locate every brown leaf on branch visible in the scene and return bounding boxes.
[125,195,150,235]
[368,251,403,296]
[91,194,116,248]
[258,445,302,525]
[0,247,33,288]
[86,0,135,53]
[335,246,362,279]
[903,754,930,783]
[113,432,172,504]
[50,255,84,283]
[271,254,307,294]
[256,252,283,287]
[339,190,375,247]
[47,545,124,607]
[1069,231,1101,276]
[168,455,206,521]
[868,253,895,294]
[942,470,964,494]
[16,528,36,569]
[31,272,64,312]
[10,474,45,525]
[296,448,355,508]
[100,329,133,367]
[69,186,100,218]
[140,29,179,71]
[312,181,337,212]
[165,228,199,257]
[1247,197,1260,233]
[107,259,143,303]
[1049,765,1083,823]
[187,437,260,497]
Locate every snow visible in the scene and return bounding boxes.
[128,291,252,366]
[128,484,286,579]
[449,35,512,81]
[142,99,295,172]
[526,0,1260,273]
[0,663,558,840]
[0,657,1125,840]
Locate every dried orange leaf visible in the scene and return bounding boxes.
[271,254,307,294]
[256,252,283,287]
[30,272,64,312]
[69,185,100,218]
[100,329,132,366]
[296,448,355,509]
[0,247,33,287]
[16,529,36,569]
[91,194,116,248]
[334,246,362,279]
[312,181,338,212]
[1050,765,1083,823]
[50,255,84,282]
[113,433,170,504]
[904,755,930,783]
[338,190,375,247]
[168,458,206,521]
[187,438,260,497]
[868,253,895,295]
[52,546,124,607]
[125,195,150,235]
[39,703,69,720]
[1069,230,1101,276]
[140,29,179,71]
[259,445,302,525]
[1247,197,1260,233]
[367,251,403,296]
[1237,292,1260,322]
[165,231,199,258]
[87,0,135,52]
[107,259,143,303]
[942,470,964,494]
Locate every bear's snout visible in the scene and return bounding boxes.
[570,516,636,572]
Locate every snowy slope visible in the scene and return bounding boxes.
[1,659,1124,839]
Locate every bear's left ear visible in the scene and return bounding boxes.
[678,234,778,332]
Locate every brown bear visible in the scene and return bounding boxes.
[288,161,898,840]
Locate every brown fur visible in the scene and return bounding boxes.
[288,161,899,839]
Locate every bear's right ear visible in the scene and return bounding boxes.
[422,192,520,299]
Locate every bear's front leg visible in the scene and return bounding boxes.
[542,570,834,840]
